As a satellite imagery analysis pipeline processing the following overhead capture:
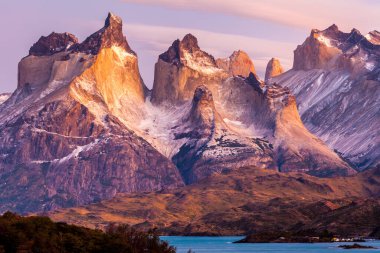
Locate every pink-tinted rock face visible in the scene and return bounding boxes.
[293,29,341,70]
[265,58,284,81]
[216,50,256,77]
[293,24,380,71]
[151,33,227,104]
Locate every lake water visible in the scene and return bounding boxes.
[161,236,380,253]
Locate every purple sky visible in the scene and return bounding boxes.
[0,0,378,93]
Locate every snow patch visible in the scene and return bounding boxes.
[223,118,243,126]
[57,139,100,164]
[0,94,10,105]
[365,62,376,72]
[136,99,191,158]
[365,34,372,41]
[317,35,333,47]
[182,51,222,75]
[39,80,64,99]
[32,128,90,139]
[112,46,135,65]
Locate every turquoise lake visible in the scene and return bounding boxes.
[161,236,380,253]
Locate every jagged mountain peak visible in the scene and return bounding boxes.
[294,24,380,71]
[181,33,200,51]
[28,13,134,57]
[216,50,256,78]
[29,32,78,56]
[265,58,284,81]
[152,34,225,104]
[75,12,134,55]
[105,12,122,27]
[326,24,339,32]
[366,30,380,45]
[159,33,216,67]
[230,50,249,58]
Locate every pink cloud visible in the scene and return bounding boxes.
[122,0,379,32]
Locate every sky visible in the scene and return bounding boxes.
[0,0,378,93]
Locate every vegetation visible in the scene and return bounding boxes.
[0,212,176,253]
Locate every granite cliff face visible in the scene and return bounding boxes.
[265,58,284,81]
[272,24,380,170]
[216,50,256,77]
[0,13,183,214]
[151,34,227,104]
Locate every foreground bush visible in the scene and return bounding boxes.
[0,212,175,253]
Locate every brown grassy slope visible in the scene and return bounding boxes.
[48,166,380,235]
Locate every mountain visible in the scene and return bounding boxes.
[366,30,380,45]
[0,13,183,214]
[271,24,380,170]
[265,58,284,81]
[0,14,365,214]
[216,50,256,77]
[48,166,380,236]
[149,34,354,180]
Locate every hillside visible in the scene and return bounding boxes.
[49,166,380,236]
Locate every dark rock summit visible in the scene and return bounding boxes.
[75,12,135,55]
[159,33,214,64]
[29,32,78,56]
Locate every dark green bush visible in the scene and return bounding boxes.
[0,212,176,253]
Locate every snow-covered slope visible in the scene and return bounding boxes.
[272,25,380,170]
[0,93,10,105]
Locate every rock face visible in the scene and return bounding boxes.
[150,35,353,181]
[151,34,227,104]
[272,24,380,170]
[0,13,183,214]
[265,58,284,81]
[74,13,134,55]
[293,25,342,71]
[216,50,256,77]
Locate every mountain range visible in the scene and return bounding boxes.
[0,12,378,234]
